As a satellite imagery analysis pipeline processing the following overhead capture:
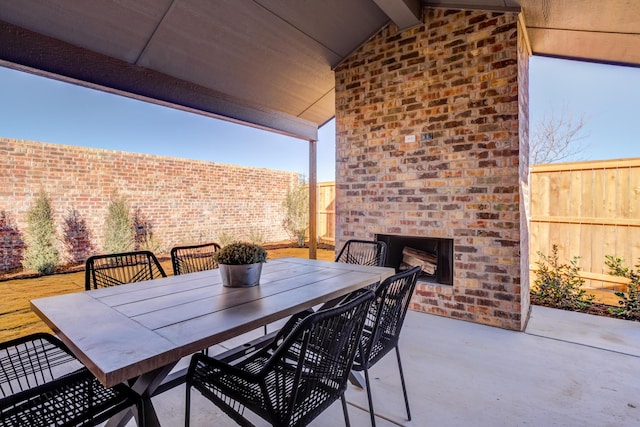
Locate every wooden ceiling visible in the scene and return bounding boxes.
[1,0,638,139]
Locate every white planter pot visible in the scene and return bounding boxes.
[219,263,263,287]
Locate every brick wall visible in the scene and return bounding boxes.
[335,8,529,330]
[0,138,297,269]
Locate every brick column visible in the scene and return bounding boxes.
[335,8,529,330]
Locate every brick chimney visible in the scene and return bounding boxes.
[334,8,530,330]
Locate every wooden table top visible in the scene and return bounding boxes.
[31,257,393,387]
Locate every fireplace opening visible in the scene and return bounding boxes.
[376,234,454,286]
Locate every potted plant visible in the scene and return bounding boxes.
[213,242,268,287]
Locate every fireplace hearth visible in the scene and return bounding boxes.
[377,234,453,286]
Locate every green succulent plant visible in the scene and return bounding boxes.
[214,242,267,265]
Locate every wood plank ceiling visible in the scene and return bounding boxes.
[0,0,639,139]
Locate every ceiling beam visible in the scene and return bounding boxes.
[0,20,318,141]
[373,0,422,30]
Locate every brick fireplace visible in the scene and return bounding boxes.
[377,234,454,286]
[334,7,530,331]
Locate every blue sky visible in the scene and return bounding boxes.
[0,55,638,181]
[530,56,640,161]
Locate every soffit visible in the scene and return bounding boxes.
[428,0,640,66]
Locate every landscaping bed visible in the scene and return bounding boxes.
[530,295,631,321]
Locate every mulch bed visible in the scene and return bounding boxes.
[0,263,86,282]
[530,296,639,322]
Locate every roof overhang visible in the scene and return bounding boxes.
[0,1,638,139]
[0,20,319,141]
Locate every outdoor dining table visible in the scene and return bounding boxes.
[30,257,394,427]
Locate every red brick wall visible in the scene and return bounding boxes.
[334,8,529,330]
[0,210,24,270]
[0,138,297,268]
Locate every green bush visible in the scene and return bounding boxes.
[22,190,59,274]
[214,242,267,265]
[605,255,640,320]
[282,176,309,247]
[531,245,594,310]
[103,194,135,254]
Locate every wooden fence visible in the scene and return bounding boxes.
[530,158,640,291]
[316,181,335,244]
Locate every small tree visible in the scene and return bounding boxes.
[530,108,589,165]
[103,194,135,254]
[531,245,594,310]
[605,255,640,319]
[282,176,309,247]
[22,190,59,274]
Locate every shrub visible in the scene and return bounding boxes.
[133,208,163,254]
[282,176,309,247]
[103,194,135,254]
[137,235,163,254]
[216,229,238,247]
[247,228,265,245]
[605,255,640,320]
[62,209,94,263]
[22,190,59,274]
[214,242,267,265]
[531,245,594,310]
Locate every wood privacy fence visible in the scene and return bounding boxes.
[530,158,640,291]
[316,182,335,244]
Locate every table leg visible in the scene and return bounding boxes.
[105,362,178,427]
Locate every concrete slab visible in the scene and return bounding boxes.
[525,305,640,357]
[127,306,640,426]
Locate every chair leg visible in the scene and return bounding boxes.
[137,400,146,427]
[341,393,351,427]
[363,368,376,427]
[185,383,191,427]
[395,346,411,421]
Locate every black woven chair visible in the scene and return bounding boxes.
[185,290,376,427]
[0,332,143,427]
[352,266,421,427]
[335,239,388,267]
[170,242,221,275]
[85,250,167,290]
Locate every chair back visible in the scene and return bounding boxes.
[85,250,167,290]
[0,333,82,399]
[170,242,221,275]
[267,290,375,426]
[359,266,421,367]
[0,333,142,426]
[335,239,388,267]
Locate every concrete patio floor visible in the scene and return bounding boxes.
[135,305,640,426]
